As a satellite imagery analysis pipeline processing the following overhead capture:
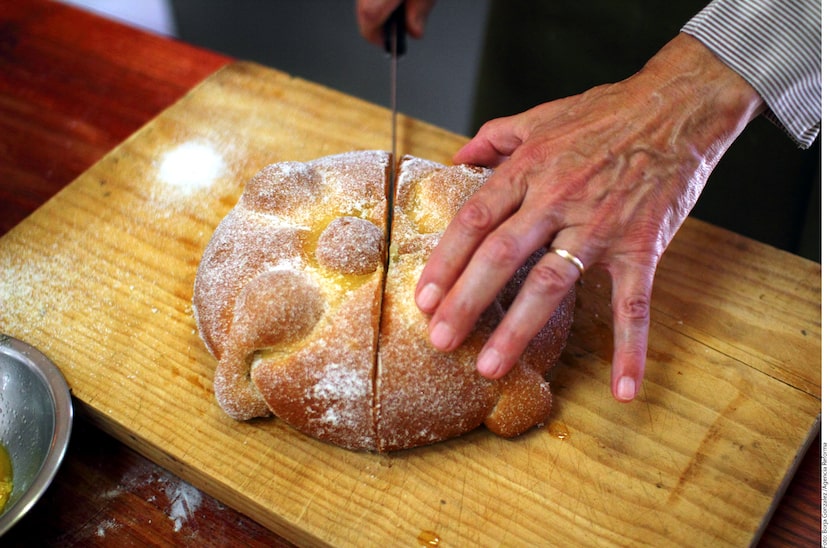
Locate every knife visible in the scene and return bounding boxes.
[383,3,406,234]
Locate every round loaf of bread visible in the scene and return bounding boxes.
[192,151,575,451]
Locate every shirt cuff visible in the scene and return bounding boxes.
[681,0,821,149]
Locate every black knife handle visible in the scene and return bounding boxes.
[383,3,407,57]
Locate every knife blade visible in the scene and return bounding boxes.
[383,3,406,234]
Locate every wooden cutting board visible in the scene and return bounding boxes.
[0,61,820,546]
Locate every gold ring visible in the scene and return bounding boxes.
[550,247,585,277]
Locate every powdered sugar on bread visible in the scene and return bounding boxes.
[193,151,388,447]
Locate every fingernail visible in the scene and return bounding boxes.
[477,347,503,378]
[430,321,455,350]
[416,283,441,312]
[616,376,637,401]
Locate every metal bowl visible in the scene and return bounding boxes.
[0,334,73,536]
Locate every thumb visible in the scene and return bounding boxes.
[453,116,525,167]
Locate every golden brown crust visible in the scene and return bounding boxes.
[316,216,383,275]
[252,276,381,450]
[193,151,575,452]
[376,250,498,451]
[377,156,575,450]
[193,151,389,443]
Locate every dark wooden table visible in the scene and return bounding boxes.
[0,1,820,545]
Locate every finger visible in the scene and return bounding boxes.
[356,0,403,45]
[420,110,557,314]
[430,195,578,350]
[414,163,524,312]
[356,0,434,45]
[476,243,585,379]
[453,116,525,167]
[608,258,656,402]
[420,174,562,352]
[406,0,436,38]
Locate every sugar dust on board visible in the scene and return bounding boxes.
[0,443,12,513]
[158,141,225,193]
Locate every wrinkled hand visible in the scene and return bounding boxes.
[355,0,436,45]
[414,34,764,402]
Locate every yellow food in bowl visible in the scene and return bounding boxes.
[0,444,11,512]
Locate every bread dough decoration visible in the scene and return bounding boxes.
[193,151,575,451]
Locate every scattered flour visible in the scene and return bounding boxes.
[165,480,203,533]
[95,461,205,538]
[96,518,119,537]
[157,141,225,194]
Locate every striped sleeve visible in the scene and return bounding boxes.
[681,0,821,148]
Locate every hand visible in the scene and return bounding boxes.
[355,0,437,46]
[414,33,764,402]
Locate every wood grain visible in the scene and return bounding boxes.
[0,60,819,546]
